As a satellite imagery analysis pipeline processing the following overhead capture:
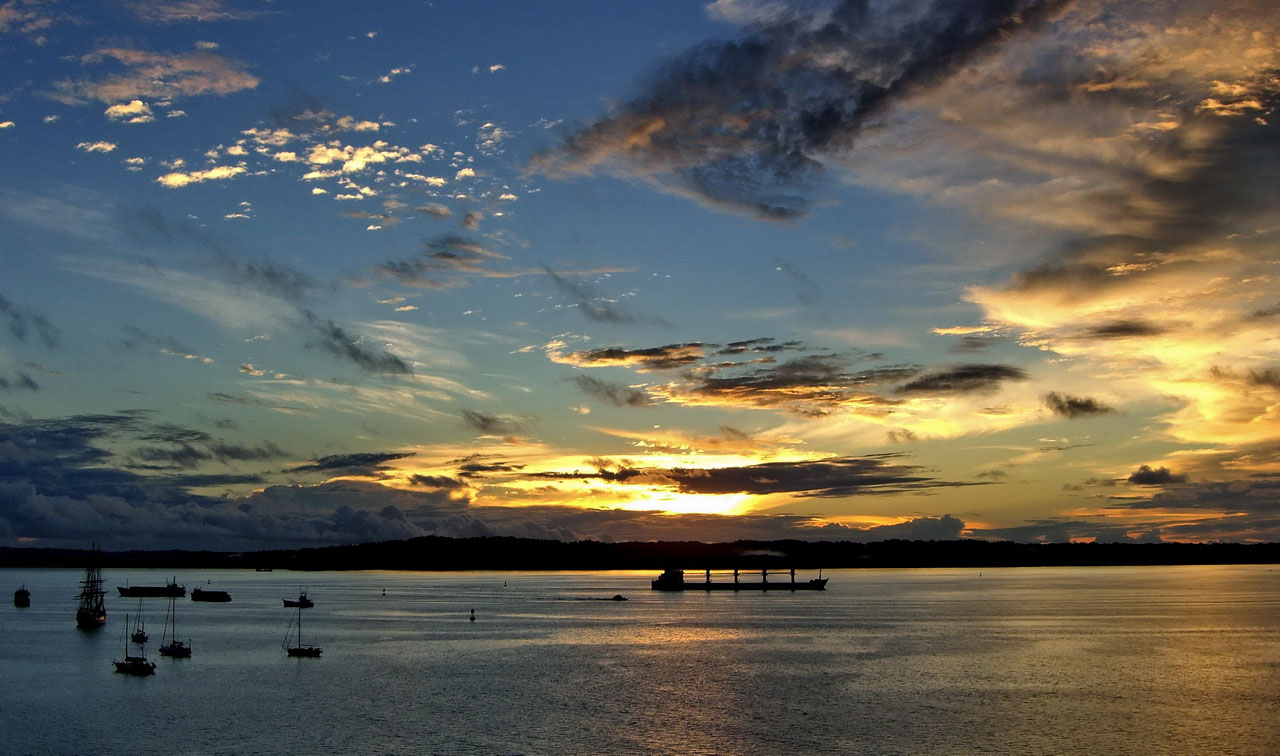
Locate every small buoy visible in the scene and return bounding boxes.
[382,588,386,596]
[469,608,475,622]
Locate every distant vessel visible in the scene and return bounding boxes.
[283,590,313,608]
[118,579,185,598]
[191,588,231,602]
[157,595,191,658]
[14,585,30,607]
[283,602,321,658]
[76,547,108,629]
[130,600,148,644]
[651,568,828,591]
[113,614,156,676]
[255,568,273,572]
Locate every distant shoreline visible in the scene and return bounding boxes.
[1,536,1277,571]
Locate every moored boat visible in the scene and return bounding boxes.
[283,602,321,658]
[114,614,156,676]
[76,546,107,629]
[651,568,828,591]
[191,588,231,602]
[283,589,313,608]
[157,594,191,658]
[14,585,30,607]
[117,579,185,598]
[130,601,148,644]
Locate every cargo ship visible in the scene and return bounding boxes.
[118,579,185,598]
[651,568,827,591]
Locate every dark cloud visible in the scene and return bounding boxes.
[1044,391,1114,418]
[671,354,916,416]
[416,203,452,219]
[302,310,413,375]
[1127,465,1187,486]
[573,374,655,407]
[461,210,483,230]
[1084,320,1167,339]
[0,373,40,392]
[288,451,414,477]
[409,474,466,489]
[714,338,806,356]
[559,343,709,371]
[897,364,1027,395]
[0,292,60,348]
[809,514,966,541]
[949,336,1006,353]
[534,454,984,498]
[460,409,529,437]
[543,266,664,326]
[450,454,526,478]
[378,234,509,288]
[533,0,1068,218]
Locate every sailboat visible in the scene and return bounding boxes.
[75,545,107,630]
[283,602,321,658]
[130,600,148,644]
[157,594,191,658]
[113,613,156,676]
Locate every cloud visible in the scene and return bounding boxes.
[0,292,60,347]
[126,1,266,23]
[76,141,117,153]
[1044,391,1113,418]
[896,364,1028,395]
[460,409,530,437]
[551,342,710,371]
[156,163,246,187]
[287,451,414,477]
[1127,465,1187,486]
[302,310,414,375]
[49,47,259,104]
[543,266,661,325]
[533,0,1070,219]
[104,99,154,123]
[573,375,655,407]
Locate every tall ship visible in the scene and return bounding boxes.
[76,546,108,629]
[651,568,828,591]
[117,579,185,598]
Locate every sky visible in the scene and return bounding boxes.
[0,0,1277,551]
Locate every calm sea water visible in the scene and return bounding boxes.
[2,565,1278,755]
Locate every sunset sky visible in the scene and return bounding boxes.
[1,0,1277,550]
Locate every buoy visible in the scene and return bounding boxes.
[469,608,475,622]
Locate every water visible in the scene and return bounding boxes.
[2,565,1278,755]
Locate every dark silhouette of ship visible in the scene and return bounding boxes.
[14,584,30,607]
[191,588,231,602]
[76,546,107,629]
[283,589,313,608]
[117,578,185,598]
[651,568,827,591]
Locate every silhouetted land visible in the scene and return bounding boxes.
[1,537,1277,570]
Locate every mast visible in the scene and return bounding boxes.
[76,544,107,629]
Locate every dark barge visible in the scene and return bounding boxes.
[651,568,827,591]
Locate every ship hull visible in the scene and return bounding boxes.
[191,589,231,602]
[118,585,185,598]
[652,579,828,591]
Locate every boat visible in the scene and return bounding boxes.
[14,584,30,607]
[283,602,321,658]
[651,568,828,591]
[117,578,185,598]
[191,588,231,602]
[130,600,148,644]
[113,614,156,676]
[255,567,273,572]
[283,589,313,608]
[75,546,107,629]
[157,594,191,658]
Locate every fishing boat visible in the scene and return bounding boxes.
[283,602,321,658]
[117,579,185,598]
[113,614,156,676]
[191,588,231,602]
[130,600,148,644]
[157,594,191,658]
[14,584,30,607]
[75,546,107,629]
[651,567,828,591]
[283,589,313,608]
